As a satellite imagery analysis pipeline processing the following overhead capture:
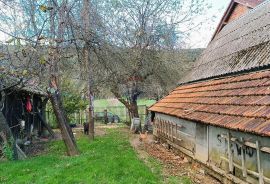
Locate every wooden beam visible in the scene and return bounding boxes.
[15,144,27,160]
[175,123,178,141]
[221,157,270,183]
[256,141,264,184]
[221,134,270,154]
[240,137,247,178]
[37,112,55,138]
[227,132,234,173]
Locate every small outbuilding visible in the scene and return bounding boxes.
[0,76,54,152]
[150,1,270,184]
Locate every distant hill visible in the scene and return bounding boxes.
[160,48,204,82]
[177,48,204,62]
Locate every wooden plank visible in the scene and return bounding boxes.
[37,112,55,138]
[163,121,165,136]
[227,132,234,173]
[174,123,176,142]
[240,137,247,178]
[160,121,162,135]
[261,147,270,153]
[170,122,173,141]
[161,121,163,135]
[221,157,270,183]
[16,144,27,160]
[256,141,264,184]
[220,134,270,154]
[167,121,169,138]
[175,123,178,141]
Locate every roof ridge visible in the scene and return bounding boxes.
[153,105,270,121]
[175,70,270,92]
[221,0,270,29]
[179,60,270,86]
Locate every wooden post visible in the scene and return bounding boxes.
[156,120,160,135]
[175,123,178,140]
[171,122,173,140]
[104,109,108,124]
[156,120,158,134]
[163,121,165,136]
[167,121,169,138]
[166,121,169,138]
[171,123,174,140]
[172,123,175,141]
[37,112,55,138]
[161,120,162,135]
[160,120,163,135]
[240,137,247,178]
[256,141,264,184]
[227,132,234,173]
[169,122,171,140]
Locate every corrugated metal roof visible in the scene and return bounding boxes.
[149,70,270,137]
[211,0,264,41]
[180,1,270,84]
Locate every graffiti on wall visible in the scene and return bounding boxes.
[216,134,255,158]
[235,144,255,157]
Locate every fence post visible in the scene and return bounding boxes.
[104,109,108,124]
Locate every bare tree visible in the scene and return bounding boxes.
[0,0,80,156]
[90,0,210,125]
[82,0,95,140]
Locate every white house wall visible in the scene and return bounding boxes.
[155,113,196,155]
[154,113,270,183]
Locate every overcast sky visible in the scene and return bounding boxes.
[0,0,231,48]
[186,0,231,48]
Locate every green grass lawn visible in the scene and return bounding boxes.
[0,129,160,184]
[93,99,156,122]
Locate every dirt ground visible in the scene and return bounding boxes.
[69,124,221,183]
[128,130,221,184]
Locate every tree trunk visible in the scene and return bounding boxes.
[46,0,79,156]
[130,101,139,118]
[86,48,95,140]
[88,92,95,140]
[82,0,95,140]
[129,100,141,132]
[48,78,79,156]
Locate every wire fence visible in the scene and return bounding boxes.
[46,105,148,127]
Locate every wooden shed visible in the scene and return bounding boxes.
[150,1,270,184]
[0,76,54,149]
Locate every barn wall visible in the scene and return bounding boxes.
[195,123,208,164]
[154,113,270,184]
[155,113,196,157]
[227,4,251,23]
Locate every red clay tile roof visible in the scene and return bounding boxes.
[149,69,270,136]
[180,1,270,84]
